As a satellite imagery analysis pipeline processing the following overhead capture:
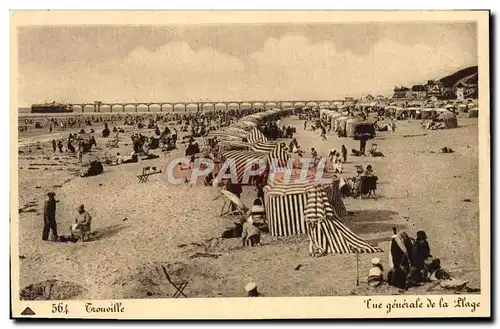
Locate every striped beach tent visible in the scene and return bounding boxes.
[220,150,267,184]
[246,127,268,144]
[304,187,382,255]
[234,120,257,130]
[250,141,290,169]
[218,140,251,151]
[263,170,346,236]
[226,127,249,138]
[206,130,244,140]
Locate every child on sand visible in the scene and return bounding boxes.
[367,257,384,287]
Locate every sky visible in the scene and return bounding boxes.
[17,22,477,106]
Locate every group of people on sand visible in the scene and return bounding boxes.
[338,164,377,198]
[42,192,93,243]
[51,132,97,164]
[366,229,456,291]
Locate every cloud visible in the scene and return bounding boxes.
[18,34,477,105]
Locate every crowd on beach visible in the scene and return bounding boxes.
[32,98,478,296]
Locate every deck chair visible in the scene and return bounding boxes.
[106,137,120,148]
[158,264,188,298]
[215,190,248,222]
[137,166,152,183]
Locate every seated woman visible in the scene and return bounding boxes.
[388,229,414,289]
[70,204,92,242]
[122,152,139,164]
[366,257,384,287]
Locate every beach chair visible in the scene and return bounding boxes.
[137,166,153,183]
[105,137,120,148]
[215,190,248,222]
[158,264,189,298]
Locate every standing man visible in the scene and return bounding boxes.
[42,192,58,241]
[321,126,327,141]
[359,134,367,155]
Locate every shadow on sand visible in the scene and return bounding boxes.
[347,209,398,223]
[344,209,405,236]
[91,224,127,241]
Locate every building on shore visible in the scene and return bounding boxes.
[392,86,410,99]
[362,94,374,102]
[410,84,427,99]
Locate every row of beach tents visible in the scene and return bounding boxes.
[205,107,383,256]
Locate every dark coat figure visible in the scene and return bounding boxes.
[57,140,63,153]
[102,122,110,137]
[411,231,431,270]
[82,160,104,177]
[341,145,348,163]
[52,139,57,152]
[42,192,58,241]
[388,230,414,289]
[359,135,367,154]
[226,180,243,198]
[67,141,75,153]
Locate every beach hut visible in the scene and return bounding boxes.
[304,186,382,255]
[395,108,410,120]
[264,170,347,237]
[420,108,436,120]
[457,104,468,113]
[334,116,349,131]
[346,118,361,137]
[352,121,376,139]
[406,107,421,119]
[327,111,342,127]
[469,108,479,118]
[437,111,458,128]
[384,106,398,118]
[319,109,331,119]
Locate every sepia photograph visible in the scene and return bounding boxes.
[10,10,490,319]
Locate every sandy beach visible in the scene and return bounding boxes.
[16,113,480,299]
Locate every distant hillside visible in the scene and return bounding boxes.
[439,66,478,88]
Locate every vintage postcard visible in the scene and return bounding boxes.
[10,11,490,319]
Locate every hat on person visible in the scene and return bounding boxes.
[371,257,380,265]
[245,282,257,292]
[77,204,85,211]
[417,230,427,240]
[47,192,56,197]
